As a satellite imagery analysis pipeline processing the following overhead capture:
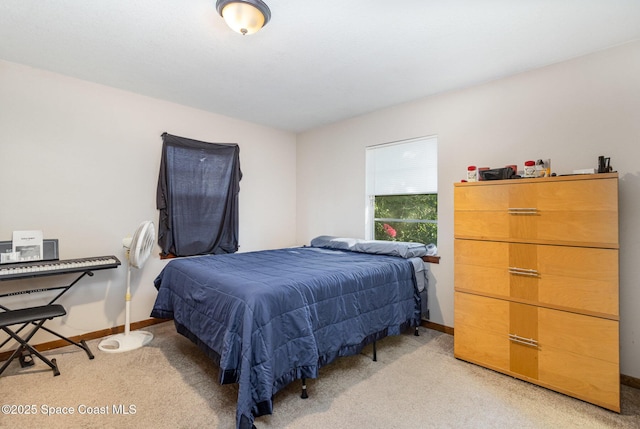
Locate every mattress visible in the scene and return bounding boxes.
[151,246,423,428]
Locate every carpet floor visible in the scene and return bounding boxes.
[1,322,638,428]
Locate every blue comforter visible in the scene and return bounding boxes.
[151,247,421,428]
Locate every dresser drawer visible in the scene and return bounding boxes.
[454,292,620,412]
[454,176,618,247]
[454,240,619,317]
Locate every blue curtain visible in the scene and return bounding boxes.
[157,133,242,257]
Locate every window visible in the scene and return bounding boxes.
[365,136,438,245]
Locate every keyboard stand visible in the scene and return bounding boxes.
[0,258,120,375]
[0,271,93,351]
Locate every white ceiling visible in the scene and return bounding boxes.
[1,1,639,132]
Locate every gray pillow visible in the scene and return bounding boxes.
[351,240,427,258]
[309,236,361,250]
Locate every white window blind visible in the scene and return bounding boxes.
[366,136,438,196]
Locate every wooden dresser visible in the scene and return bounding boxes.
[453,172,620,412]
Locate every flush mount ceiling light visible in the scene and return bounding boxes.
[216,0,271,35]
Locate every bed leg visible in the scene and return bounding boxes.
[414,326,419,336]
[301,378,308,399]
[372,341,377,362]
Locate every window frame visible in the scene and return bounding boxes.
[365,136,438,244]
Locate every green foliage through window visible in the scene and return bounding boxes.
[373,194,437,245]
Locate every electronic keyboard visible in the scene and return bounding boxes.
[0,256,121,280]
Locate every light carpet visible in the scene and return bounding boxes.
[0,322,638,428]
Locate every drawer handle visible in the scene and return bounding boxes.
[509,333,538,347]
[508,207,538,215]
[508,267,539,277]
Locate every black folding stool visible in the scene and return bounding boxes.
[0,305,68,376]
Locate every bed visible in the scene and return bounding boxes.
[151,236,430,428]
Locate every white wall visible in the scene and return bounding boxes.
[296,41,640,378]
[0,60,297,345]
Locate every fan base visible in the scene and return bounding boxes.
[97,331,153,353]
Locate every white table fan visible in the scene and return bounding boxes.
[98,221,155,353]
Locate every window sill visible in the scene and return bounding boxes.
[160,253,178,260]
